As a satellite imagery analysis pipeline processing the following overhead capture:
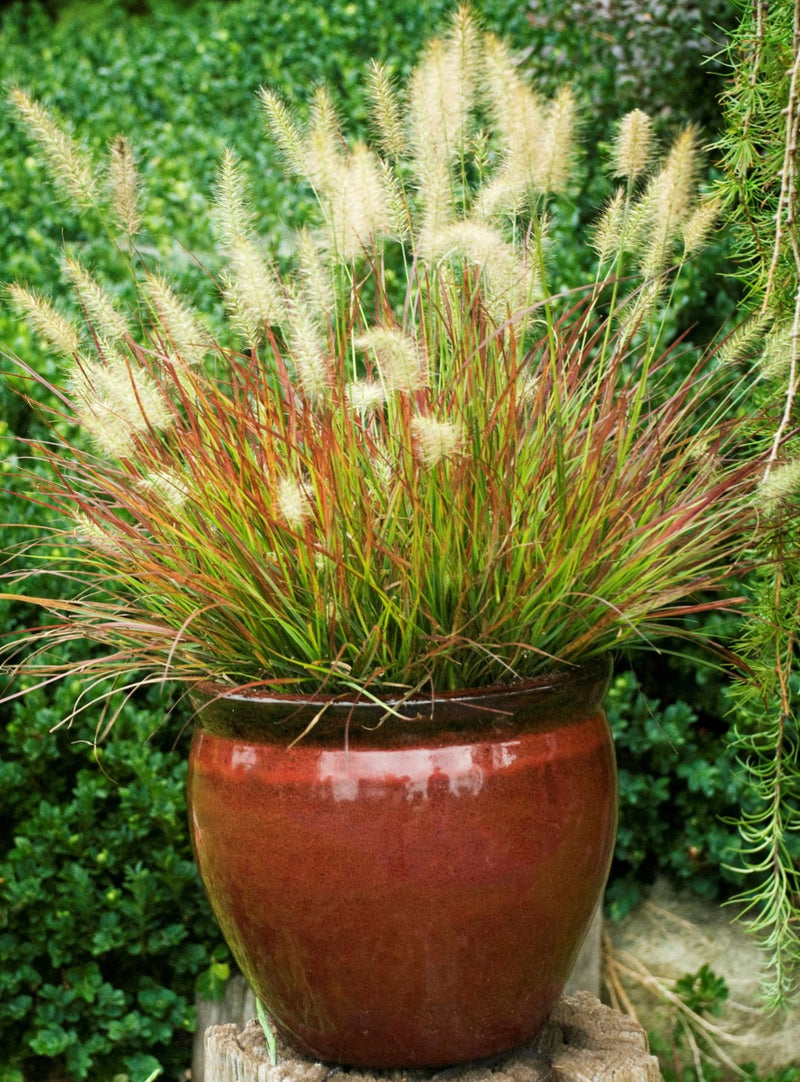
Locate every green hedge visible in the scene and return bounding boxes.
[606,668,753,919]
[0,683,227,1082]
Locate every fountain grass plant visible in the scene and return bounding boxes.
[0,8,776,723]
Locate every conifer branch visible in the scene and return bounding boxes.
[717,0,800,1006]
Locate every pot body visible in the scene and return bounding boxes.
[187,661,616,1068]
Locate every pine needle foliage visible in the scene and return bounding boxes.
[0,9,774,718]
[715,0,800,1007]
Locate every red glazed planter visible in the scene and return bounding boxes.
[187,659,617,1069]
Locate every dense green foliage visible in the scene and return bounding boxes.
[605,671,754,919]
[0,0,778,1077]
[0,682,228,1082]
[524,0,735,129]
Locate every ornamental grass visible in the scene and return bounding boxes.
[0,9,775,712]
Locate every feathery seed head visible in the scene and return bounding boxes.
[7,283,82,357]
[70,354,173,458]
[224,236,286,342]
[635,182,672,276]
[616,187,654,258]
[306,86,345,193]
[296,228,335,318]
[717,313,771,368]
[510,82,547,173]
[259,88,307,177]
[72,512,126,557]
[220,274,257,347]
[482,32,522,133]
[473,176,521,221]
[145,275,209,366]
[346,379,387,415]
[417,159,455,255]
[213,151,287,339]
[367,60,407,160]
[284,293,331,398]
[355,327,424,393]
[612,110,654,181]
[637,229,669,280]
[449,3,482,89]
[139,469,189,509]
[9,88,98,210]
[471,128,491,178]
[424,220,536,320]
[591,187,627,262]
[628,128,702,277]
[425,219,508,269]
[536,86,578,195]
[484,247,538,322]
[323,142,394,261]
[214,148,255,245]
[616,279,664,338]
[64,257,129,344]
[516,371,540,406]
[378,157,410,239]
[77,413,136,459]
[407,8,480,172]
[760,460,800,508]
[480,45,569,209]
[108,134,140,236]
[681,194,722,255]
[759,323,794,380]
[276,475,313,530]
[411,414,464,467]
[651,124,700,235]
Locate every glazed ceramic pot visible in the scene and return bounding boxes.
[187,659,617,1068]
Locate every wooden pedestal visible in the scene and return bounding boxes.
[204,991,661,1082]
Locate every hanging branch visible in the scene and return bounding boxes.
[717,0,800,1008]
[763,7,800,475]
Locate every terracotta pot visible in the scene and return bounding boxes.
[187,659,616,1068]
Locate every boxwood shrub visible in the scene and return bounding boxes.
[0,680,229,1082]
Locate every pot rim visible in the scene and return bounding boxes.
[188,657,613,744]
[191,654,612,710]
